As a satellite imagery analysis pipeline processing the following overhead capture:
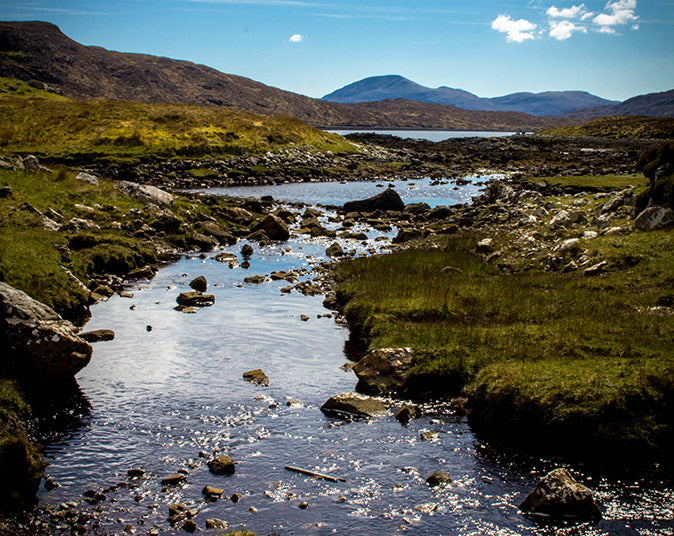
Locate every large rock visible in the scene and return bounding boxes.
[176,291,215,307]
[353,348,415,396]
[634,207,674,231]
[207,455,236,475]
[0,282,92,381]
[320,392,387,419]
[255,214,290,241]
[116,180,174,207]
[519,468,601,519]
[343,188,405,214]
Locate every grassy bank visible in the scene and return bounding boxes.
[0,79,354,166]
[334,184,674,461]
[539,115,674,139]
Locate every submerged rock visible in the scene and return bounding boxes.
[320,392,387,420]
[519,468,601,519]
[0,281,92,381]
[353,347,415,396]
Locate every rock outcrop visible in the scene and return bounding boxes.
[0,282,92,382]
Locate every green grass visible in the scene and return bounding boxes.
[523,173,648,192]
[334,230,674,459]
[0,91,355,165]
[540,116,674,139]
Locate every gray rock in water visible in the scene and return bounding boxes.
[189,276,208,292]
[207,455,236,475]
[79,329,115,343]
[343,187,404,213]
[354,347,415,396]
[116,180,174,207]
[426,472,452,487]
[519,468,601,519]
[634,207,674,231]
[243,369,269,386]
[176,291,215,307]
[0,282,92,382]
[320,392,387,420]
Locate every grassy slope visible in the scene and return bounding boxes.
[334,178,674,460]
[540,115,674,139]
[0,78,354,165]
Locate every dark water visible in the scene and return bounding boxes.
[325,130,519,142]
[37,182,674,535]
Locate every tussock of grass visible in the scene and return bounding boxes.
[0,94,355,165]
[334,231,674,458]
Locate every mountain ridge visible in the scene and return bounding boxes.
[322,75,620,117]
[0,20,574,131]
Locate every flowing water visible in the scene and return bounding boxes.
[36,178,674,535]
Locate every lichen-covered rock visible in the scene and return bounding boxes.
[519,468,601,519]
[116,180,174,207]
[0,282,92,381]
[354,347,415,396]
[320,392,387,419]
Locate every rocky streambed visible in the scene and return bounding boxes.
[2,174,672,535]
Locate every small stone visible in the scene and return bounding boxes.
[426,472,452,487]
[127,468,145,479]
[414,502,438,513]
[395,404,420,425]
[161,473,186,485]
[241,244,254,257]
[420,430,439,442]
[202,485,224,498]
[230,492,242,503]
[584,261,608,277]
[300,314,310,321]
[298,502,309,509]
[205,518,229,529]
[243,369,269,386]
[44,477,60,491]
[146,325,153,332]
[182,519,197,533]
[326,242,344,258]
[208,455,236,475]
[176,291,215,307]
[476,238,494,253]
[78,329,115,343]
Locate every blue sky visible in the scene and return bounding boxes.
[1,1,673,101]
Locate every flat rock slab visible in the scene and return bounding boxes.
[354,347,415,395]
[519,468,601,519]
[176,291,215,307]
[320,392,387,420]
[161,474,186,485]
[79,329,115,342]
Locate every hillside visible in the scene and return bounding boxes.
[0,21,571,131]
[322,75,618,116]
[540,115,674,139]
[565,89,674,119]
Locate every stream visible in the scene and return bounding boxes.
[36,178,674,535]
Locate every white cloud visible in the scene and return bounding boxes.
[289,33,303,42]
[593,0,638,33]
[491,14,537,43]
[580,11,594,20]
[549,19,587,39]
[546,4,587,19]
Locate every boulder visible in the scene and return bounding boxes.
[320,392,387,420]
[426,472,452,487]
[404,202,430,215]
[75,172,99,186]
[176,291,215,307]
[476,238,494,253]
[256,214,290,241]
[241,244,254,257]
[393,228,423,243]
[243,369,269,386]
[353,348,415,396]
[0,185,13,198]
[79,329,115,343]
[22,155,40,171]
[127,265,156,279]
[395,404,420,424]
[0,282,92,381]
[152,211,183,233]
[116,181,174,207]
[199,221,236,245]
[519,468,601,519]
[343,188,405,214]
[207,455,236,475]
[326,242,344,258]
[189,276,208,293]
[549,210,570,229]
[634,207,674,231]
[188,233,219,252]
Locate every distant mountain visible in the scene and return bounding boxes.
[322,75,619,117]
[0,21,574,131]
[564,89,674,119]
